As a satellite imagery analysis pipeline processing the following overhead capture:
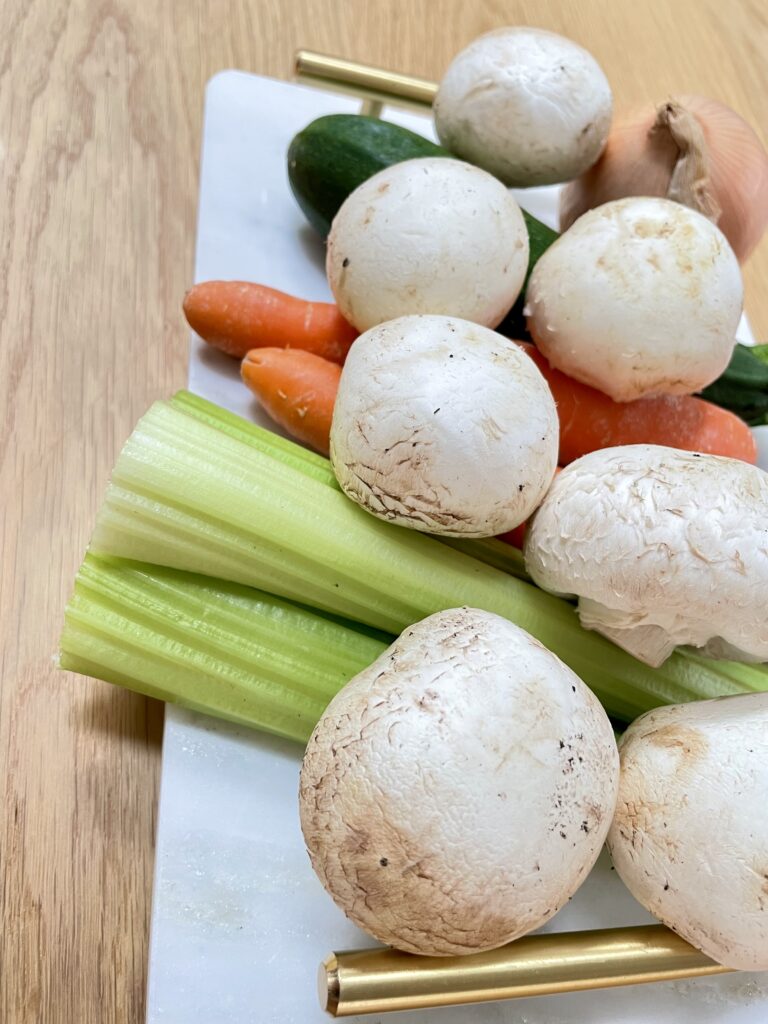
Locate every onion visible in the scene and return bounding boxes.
[560,96,768,262]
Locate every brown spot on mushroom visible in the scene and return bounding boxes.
[646,724,709,763]
[633,219,675,239]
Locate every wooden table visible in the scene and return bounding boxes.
[2,1,766,1020]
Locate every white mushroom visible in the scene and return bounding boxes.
[434,27,613,187]
[326,157,528,332]
[330,315,558,537]
[525,197,743,401]
[524,444,768,667]
[608,693,768,971]
[299,607,619,956]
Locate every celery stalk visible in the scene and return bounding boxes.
[88,399,768,722]
[171,390,337,487]
[170,391,530,582]
[60,554,387,742]
[438,536,530,583]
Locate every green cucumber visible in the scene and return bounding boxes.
[699,344,768,425]
[287,114,449,238]
[498,210,559,339]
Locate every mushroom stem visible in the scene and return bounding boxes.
[578,598,679,667]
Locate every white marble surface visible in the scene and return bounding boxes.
[145,70,767,1024]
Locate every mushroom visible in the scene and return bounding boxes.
[434,27,613,187]
[525,197,743,401]
[326,157,529,332]
[608,692,768,971]
[299,607,619,956]
[524,444,768,667]
[330,314,559,537]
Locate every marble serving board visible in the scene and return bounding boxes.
[145,70,766,1024]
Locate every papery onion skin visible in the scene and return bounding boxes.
[560,96,768,263]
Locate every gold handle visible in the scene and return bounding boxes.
[320,924,729,1017]
[294,50,436,112]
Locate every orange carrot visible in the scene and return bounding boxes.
[517,342,757,465]
[184,281,358,364]
[241,348,341,455]
[498,522,528,551]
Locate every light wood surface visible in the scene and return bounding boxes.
[2,1,766,1020]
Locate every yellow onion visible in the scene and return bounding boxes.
[560,96,768,262]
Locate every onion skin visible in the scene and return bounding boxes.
[560,96,768,263]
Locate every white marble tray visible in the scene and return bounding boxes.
[145,70,767,1024]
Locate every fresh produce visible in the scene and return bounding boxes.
[326,157,529,331]
[497,211,559,339]
[442,533,529,580]
[434,27,613,187]
[526,197,743,401]
[287,113,449,238]
[286,113,560,338]
[183,280,357,363]
[700,342,768,426]
[498,521,528,552]
[226,329,757,467]
[60,553,387,743]
[525,445,768,666]
[156,394,532,584]
[519,342,757,464]
[84,394,768,722]
[608,693,768,970]
[171,388,338,485]
[241,347,340,455]
[560,97,768,262]
[65,24,768,990]
[330,315,558,537]
[300,607,619,955]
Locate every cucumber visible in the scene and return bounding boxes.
[287,114,560,337]
[699,344,768,425]
[498,210,559,339]
[287,114,448,238]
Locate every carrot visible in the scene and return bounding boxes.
[498,522,528,551]
[241,348,341,455]
[184,281,358,364]
[517,342,757,465]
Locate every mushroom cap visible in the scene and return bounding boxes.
[326,157,528,332]
[608,693,768,971]
[330,314,559,537]
[434,27,613,187]
[299,607,619,956]
[524,444,768,666]
[525,197,743,401]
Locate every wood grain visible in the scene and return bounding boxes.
[1,1,765,1020]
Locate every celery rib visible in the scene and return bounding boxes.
[84,398,768,722]
[61,555,387,743]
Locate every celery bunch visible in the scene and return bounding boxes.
[74,391,767,724]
